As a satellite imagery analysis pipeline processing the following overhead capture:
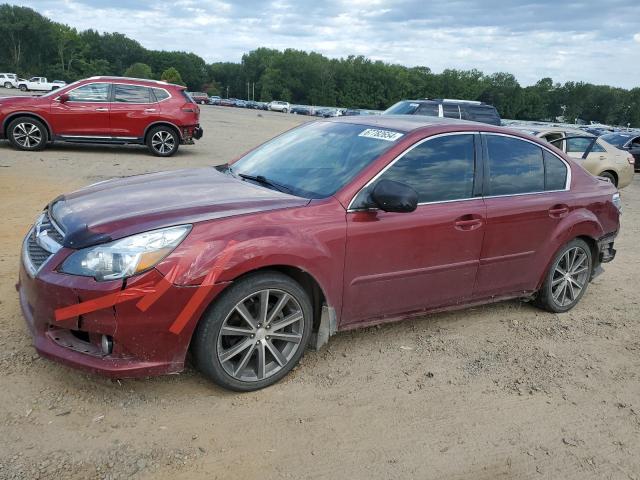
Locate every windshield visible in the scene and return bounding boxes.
[228,122,404,198]
[384,101,421,115]
[600,133,633,148]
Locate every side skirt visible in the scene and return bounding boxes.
[55,135,144,145]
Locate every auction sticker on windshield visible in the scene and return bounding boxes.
[358,128,404,142]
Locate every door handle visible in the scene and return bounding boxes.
[548,205,569,218]
[144,108,156,113]
[95,107,108,112]
[599,155,606,161]
[454,215,483,231]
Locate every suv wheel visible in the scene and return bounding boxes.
[535,238,592,313]
[7,117,48,151]
[146,126,179,157]
[19,84,27,92]
[282,108,288,113]
[192,271,313,391]
[3,82,11,89]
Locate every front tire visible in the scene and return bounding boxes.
[192,272,313,391]
[146,125,179,157]
[7,117,48,151]
[535,238,592,313]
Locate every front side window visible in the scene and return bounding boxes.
[229,122,401,199]
[485,135,544,195]
[67,83,110,102]
[362,134,476,204]
[114,84,151,103]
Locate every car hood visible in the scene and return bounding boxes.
[50,168,309,249]
[0,95,45,106]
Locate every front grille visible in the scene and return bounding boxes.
[27,231,51,269]
[24,211,65,274]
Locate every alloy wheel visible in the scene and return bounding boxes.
[217,288,305,382]
[551,246,590,307]
[13,122,42,148]
[151,130,175,155]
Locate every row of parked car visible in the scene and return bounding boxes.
[0,73,67,91]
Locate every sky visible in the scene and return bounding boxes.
[26,0,640,89]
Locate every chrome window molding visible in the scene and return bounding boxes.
[56,82,172,105]
[346,130,572,212]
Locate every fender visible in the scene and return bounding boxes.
[534,207,604,289]
[143,121,184,140]
[2,111,54,139]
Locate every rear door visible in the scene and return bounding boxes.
[342,132,486,326]
[49,82,111,137]
[110,83,163,139]
[474,133,571,299]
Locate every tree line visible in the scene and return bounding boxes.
[1,4,638,126]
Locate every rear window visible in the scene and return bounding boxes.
[462,105,500,125]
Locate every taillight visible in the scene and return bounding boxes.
[627,154,635,165]
[181,103,196,113]
[612,193,622,213]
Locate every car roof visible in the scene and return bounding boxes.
[85,76,184,89]
[328,114,489,133]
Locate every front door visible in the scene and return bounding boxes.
[342,133,486,326]
[474,134,571,298]
[49,82,111,137]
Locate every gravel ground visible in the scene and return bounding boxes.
[0,88,639,479]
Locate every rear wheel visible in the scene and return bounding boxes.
[146,125,179,157]
[7,117,47,151]
[192,272,313,391]
[19,84,27,92]
[3,82,11,89]
[535,238,592,313]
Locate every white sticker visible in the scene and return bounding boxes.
[358,128,404,142]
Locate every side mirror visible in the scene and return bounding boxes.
[370,179,418,213]
[58,93,69,103]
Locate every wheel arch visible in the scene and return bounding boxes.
[3,112,53,140]
[143,121,183,142]
[597,169,618,186]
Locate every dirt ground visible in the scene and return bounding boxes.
[1,90,639,480]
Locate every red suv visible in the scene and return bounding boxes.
[17,116,620,391]
[0,76,203,156]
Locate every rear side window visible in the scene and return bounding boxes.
[114,84,151,103]
[442,104,460,119]
[376,134,475,203]
[152,88,170,101]
[462,106,500,125]
[543,150,567,191]
[566,137,605,153]
[485,135,544,195]
[67,83,110,102]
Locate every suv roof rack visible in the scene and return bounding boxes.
[424,98,484,105]
[87,76,171,85]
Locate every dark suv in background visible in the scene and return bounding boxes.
[384,99,501,125]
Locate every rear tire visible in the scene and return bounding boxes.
[192,271,313,391]
[535,238,592,313]
[19,84,27,92]
[3,82,11,89]
[7,117,48,151]
[146,125,179,157]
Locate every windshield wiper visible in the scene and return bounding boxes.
[238,173,292,194]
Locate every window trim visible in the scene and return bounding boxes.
[347,132,478,211]
[480,132,571,199]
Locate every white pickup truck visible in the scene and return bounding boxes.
[16,77,66,92]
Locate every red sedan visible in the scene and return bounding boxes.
[17,116,620,390]
[0,76,203,156]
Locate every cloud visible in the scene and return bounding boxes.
[24,0,640,88]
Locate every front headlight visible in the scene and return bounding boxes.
[60,225,191,281]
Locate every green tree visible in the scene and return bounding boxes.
[160,67,184,85]
[123,62,153,79]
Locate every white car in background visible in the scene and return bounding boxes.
[16,77,66,92]
[0,73,17,88]
[268,100,290,113]
[507,124,634,189]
